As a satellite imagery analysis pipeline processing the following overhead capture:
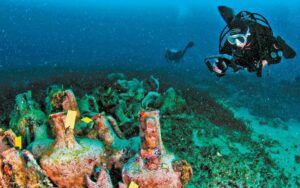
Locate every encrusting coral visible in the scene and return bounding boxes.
[0,129,53,187]
[9,91,48,146]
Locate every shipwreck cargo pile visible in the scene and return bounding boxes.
[0,73,298,187]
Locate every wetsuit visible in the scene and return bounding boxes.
[220,20,282,77]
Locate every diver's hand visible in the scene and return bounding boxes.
[205,58,216,72]
[261,60,268,67]
[205,58,225,77]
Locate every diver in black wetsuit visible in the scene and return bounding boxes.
[165,41,194,63]
[205,6,296,77]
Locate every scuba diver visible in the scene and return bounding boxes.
[205,6,296,77]
[165,41,194,63]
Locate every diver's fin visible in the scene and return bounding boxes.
[182,41,194,55]
[186,41,194,48]
[218,6,235,24]
[276,36,296,59]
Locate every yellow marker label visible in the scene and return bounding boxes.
[65,110,77,129]
[81,117,93,124]
[129,182,139,188]
[15,136,22,149]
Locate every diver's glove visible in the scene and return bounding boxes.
[205,57,227,77]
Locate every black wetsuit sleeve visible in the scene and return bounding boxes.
[219,42,239,71]
[220,41,232,55]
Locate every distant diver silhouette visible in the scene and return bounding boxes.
[165,41,194,63]
[205,6,296,77]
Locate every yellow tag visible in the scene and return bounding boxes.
[65,110,77,129]
[15,136,22,149]
[81,117,93,124]
[129,182,139,188]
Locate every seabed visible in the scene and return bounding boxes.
[0,68,299,187]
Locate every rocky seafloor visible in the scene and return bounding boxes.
[0,71,299,187]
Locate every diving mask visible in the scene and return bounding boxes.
[227,27,251,47]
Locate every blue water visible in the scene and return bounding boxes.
[0,0,299,117]
[1,0,299,79]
